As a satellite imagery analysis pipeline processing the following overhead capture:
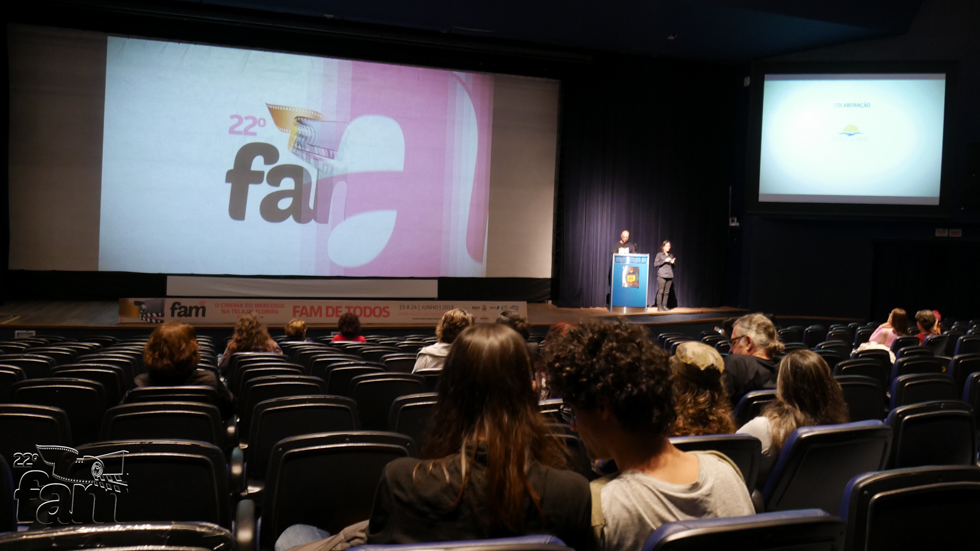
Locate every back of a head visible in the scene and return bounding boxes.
[144,322,200,381]
[735,313,784,357]
[543,318,675,436]
[889,308,909,335]
[337,312,361,338]
[424,323,563,533]
[915,309,937,332]
[670,342,735,436]
[495,311,530,340]
[284,318,307,340]
[721,317,736,338]
[427,323,540,454]
[436,308,474,344]
[776,350,846,421]
[232,312,270,351]
[765,350,848,452]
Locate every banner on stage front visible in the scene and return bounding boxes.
[119,298,527,326]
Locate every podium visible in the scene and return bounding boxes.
[610,254,649,313]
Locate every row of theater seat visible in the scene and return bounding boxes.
[1,326,975,548]
[3,425,979,550]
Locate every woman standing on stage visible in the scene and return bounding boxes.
[654,240,675,311]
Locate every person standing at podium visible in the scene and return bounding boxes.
[654,240,675,311]
[613,230,637,254]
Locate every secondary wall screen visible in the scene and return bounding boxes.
[8,25,559,277]
[759,74,946,205]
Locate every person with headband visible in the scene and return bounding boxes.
[671,342,736,436]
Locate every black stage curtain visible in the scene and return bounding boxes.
[556,56,737,309]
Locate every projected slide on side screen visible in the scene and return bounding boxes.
[759,74,946,205]
[99,37,493,276]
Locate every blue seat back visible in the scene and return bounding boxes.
[885,400,976,468]
[669,434,762,490]
[734,390,776,428]
[641,509,844,551]
[889,374,956,409]
[763,421,891,513]
[841,466,980,551]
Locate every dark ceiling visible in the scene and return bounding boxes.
[14,0,925,62]
[171,0,925,61]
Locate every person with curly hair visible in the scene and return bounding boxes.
[218,312,282,371]
[737,349,849,488]
[722,312,784,407]
[136,322,234,417]
[331,312,367,343]
[543,319,752,551]
[413,308,474,371]
[275,324,591,551]
[671,342,736,436]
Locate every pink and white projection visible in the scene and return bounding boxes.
[99,38,493,277]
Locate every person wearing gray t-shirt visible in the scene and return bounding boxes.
[544,327,754,551]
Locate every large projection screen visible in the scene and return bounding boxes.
[7,25,559,278]
[748,65,954,216]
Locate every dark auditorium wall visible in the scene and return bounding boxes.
[555,56,738,308]
[730,0,980,320]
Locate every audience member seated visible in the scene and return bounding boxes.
[722,313,783,407]
[137,322,235,417]
[413,309,473,371]
[283,319,313,343]
[671,342,736,436]
[713,317,736,338]
[276,323,590,551]
[914,309,941,345]
[869,308,908,349]
[330,312,367,343]
[535,321,574,399]
[736,350,848,488]
[218,312,283,371]
[496,311,538,361]
[544,319,753,551]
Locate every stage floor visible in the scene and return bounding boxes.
[0,301,746,329]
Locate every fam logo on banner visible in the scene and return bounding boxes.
[120,298,527,326]
[13,445,128,525]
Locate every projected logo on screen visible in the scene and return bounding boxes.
[838,124,862,137]
[224,102,408,268]
[100,39,494,277]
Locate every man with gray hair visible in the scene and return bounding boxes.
[722,313,784,407]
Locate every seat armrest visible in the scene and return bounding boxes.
[751,489,765,514]
[235,498,256,551]
[226,416,238,445]
[231,447,245,497]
